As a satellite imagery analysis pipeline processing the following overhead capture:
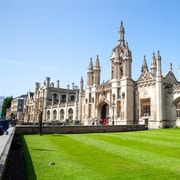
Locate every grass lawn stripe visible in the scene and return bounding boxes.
[66,130,180,177]
[88,132,180,158]
[23,128,180,179]
[67,134,180,173]
[45,134,140,179]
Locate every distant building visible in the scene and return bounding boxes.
[10,95,25,121]
[5,108,11,120]
[22,22,180,128]
[23,91,34,122]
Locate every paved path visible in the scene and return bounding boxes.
[0,127,15,179]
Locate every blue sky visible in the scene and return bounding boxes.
[0,0,180,97]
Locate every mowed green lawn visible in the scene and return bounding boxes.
[23,128,180,180]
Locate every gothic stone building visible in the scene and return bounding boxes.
[23,80,79,124]
[23,22,180,129]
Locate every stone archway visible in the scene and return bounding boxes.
[100,103,109,121]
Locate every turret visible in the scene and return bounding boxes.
[141,55,148,72]
[72,82,75,89]
[150,52,157,76]
[169,63,173,72]
[80,76,84,93]
[156,50,163,127]
[35,82,40,92]
[93,55,101,85]
[56,80,60,88]
[46,77,50,88]
[123,42,132,78]
[156,51,162,77]
[87,57,93,86]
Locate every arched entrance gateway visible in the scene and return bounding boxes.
[99,103,110,125]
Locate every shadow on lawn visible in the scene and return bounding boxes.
[32,148,54,151]
[22,136,37,180]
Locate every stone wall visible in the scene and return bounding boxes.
[15,124,147,135]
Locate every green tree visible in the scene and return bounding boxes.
[1,96,13,118]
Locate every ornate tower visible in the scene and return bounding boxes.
[110,21,132,80]
[110,21,134,124]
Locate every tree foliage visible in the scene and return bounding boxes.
[1,96,13,118]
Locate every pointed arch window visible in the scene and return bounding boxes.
[47,110,50,121]
[70,95,75,101]
[61,94,66,103]
[89,93,91,103]
[68,108,73,120]
[176,102,180,119]
[60,109,64,121]
[53,93,58,104]
[140,98,151,117]
[53,110,57,120]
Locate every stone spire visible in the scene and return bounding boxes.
[94,55,101,85]
[150,52,157,75]
[169,63,173,72]
[87,57,93,86]
[88,57,93,71]
[118,21,125,47]
[141,55,148,72]
[156,50,162,77]
[124,41,132,58]
[95,55,100,68]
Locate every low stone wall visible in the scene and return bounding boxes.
[15,124,147,135]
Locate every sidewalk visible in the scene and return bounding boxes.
[0,127,15,180]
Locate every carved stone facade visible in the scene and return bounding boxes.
[22,22,180,128]
[23,79,79,124]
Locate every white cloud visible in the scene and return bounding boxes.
[0,58,33,67]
